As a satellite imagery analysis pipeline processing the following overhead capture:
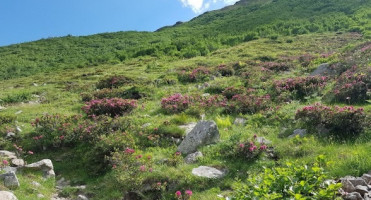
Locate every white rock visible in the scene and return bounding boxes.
[32,181,41,187]
[77,194,89,200]
[11,158,24,167]
[0,191,18,200]
[0,150,17,159]
[192,166,226,178]
[184,151,203,164]
[25,159,55,178]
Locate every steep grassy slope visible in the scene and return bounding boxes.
[0,0,370,80]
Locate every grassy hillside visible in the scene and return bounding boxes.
[0,0,370,80]
[0,0,370,200]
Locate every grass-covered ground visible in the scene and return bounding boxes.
[0,32,370,199]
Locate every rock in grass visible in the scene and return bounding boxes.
[0,191,18,200]
[178,122,197,135]
[310,63,336,76]
[0,150,17,160]
[184,151,203,164]
[341,176,368,187]
[192,166,226,178]
[25,159,55,178]
[355,185,369,196]
[177,121,219,155]
[0,172,20,189]
[233,117,247,126]
[342,179,356,193]
[77,195,89,200]
[11,158,24,167]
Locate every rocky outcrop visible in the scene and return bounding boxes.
[192,166,227,178]
[178,122,197,135]
[310,63,336,76]
[0,172,20,189]
[184,151,203,164]
[177,121,220,155]
[340,173,371,200]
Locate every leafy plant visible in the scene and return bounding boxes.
[82,98,137,117]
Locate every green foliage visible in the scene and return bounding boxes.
[232,156,342,200]
[0,92,32,104]
[215,115,232,129]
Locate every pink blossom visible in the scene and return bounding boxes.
[185,190,193,196]
[175,191,182,197]
[2,160,9,165]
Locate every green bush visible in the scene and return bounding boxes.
[232,156,342,200]
[96,75,133,89]
[0,92,31,104]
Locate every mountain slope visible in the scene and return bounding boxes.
[0,0,370,80]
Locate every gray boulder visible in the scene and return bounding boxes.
[178,122,197,135]
[184,151,203,164]
[77,195,89,200]
[177,121,220,155]
[355,185,369,196]
[192,166,226,178]
[11,158,24,167]
[310,63,336,76]
[0,172,20,189]
[25,159,55,178]
[288,129,307,138]
[0,150,17,160]
[341,176,368,187]
[342,179,356,193]
[0,191,18,200]
[363,174,371,184]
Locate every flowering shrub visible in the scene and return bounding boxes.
[196,94,227,110]
[161,94,192,113]
[233,156,342,200]
[260,61,291,72]
[177,67,210,83]
[237,135,268,159]
[96,75,133,89]
[298,54,315,67]
[216,64,234,76]
[332,66,369,103]
[175,190,193,200]
[225,94,271,114]
[82,98,137,117]
[81,86,147,101]
[222,87,245,99]
[295,103,366,139]
[273,76,328,99]
[110,149,153,192]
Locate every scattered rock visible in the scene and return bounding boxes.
[56,177,70,189]
[15,126,22,133]
[343,192,363,200]
[37,194,45,198]
[3,166,17,173]
[177,121,220,155]
[14,110,22,115]
[25,159,55,178]
[0,172,20,189]
[341,176,368,187]
[202,93,210,97]
[233,118,247,126]
[310,63,336,76]
[355,185,369,196]
[77,195,89,200]
[0,106,6,111]
[0,191,18,200]
[6,132,16,138]
[33,83,39,87]
[288,129,307,138]
[32,181,41,187]
[11,158,24,167]
[171,137,182,144]
[184,151,203,164]
[141,123,151,128]
[256,137,271,145]
[192,166,226,178]
[178,122,197,135]
[0,150,17,160]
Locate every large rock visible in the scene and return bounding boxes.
[310,63,336,76]
[342,179,356,193]
[177,121,220,155]
[0,191,18,200]
[178,122,197,135]
[184,151,203,164]
[11,158,24,167]
[192,166,226,178]
[0,172,20,189]
[355,185,369,196]
[25,159,55,178]
[362,174,371,184]
[341,176,368,187]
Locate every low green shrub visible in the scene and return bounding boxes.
[0,92,31,104]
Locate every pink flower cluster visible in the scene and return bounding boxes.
[225,94,271,114]
[260,61,290,72]
[175,190,193,200]
[178,67,210,82]
[273,76,328,99]
[238,135,268,159]
[82,98,137,117]
[161,94,192,113]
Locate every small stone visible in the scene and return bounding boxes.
[355,185,369,196]
[0,106,6,110]
[202,93,210,97]
[6,132,16,138]
[25,159,55,178]
[192,166,226,179]
[184,151,203,164]
[15,110,22,115]
[341,176,368,187]
[33,83,39,87]
[178,122,197,135]
[0,150,17,160]
[16,126,22,133]
[11,158,24,167]
[141,123,151,128]
[0,191,18,200]
[288,129,307,138]
[32,181,41,187]
[77,195,89,200]
[37,194,44,198]
[256,137,271,145]
[233,118,247,126]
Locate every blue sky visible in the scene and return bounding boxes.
[0,0,239,47]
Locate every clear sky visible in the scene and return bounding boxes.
[0,0,239,47]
